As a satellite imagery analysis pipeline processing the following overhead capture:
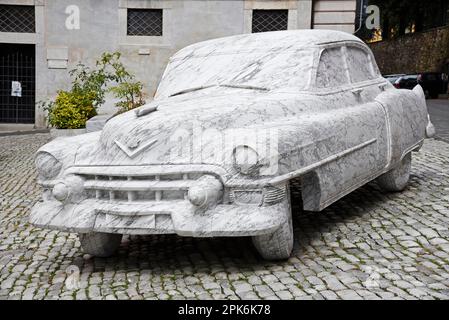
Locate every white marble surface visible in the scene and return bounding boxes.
[31,30,432,241]
[85,114,114,133]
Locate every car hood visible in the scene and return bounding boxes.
[74,90,318,166]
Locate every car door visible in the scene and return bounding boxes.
[342,44,390,176]
[302,44,390,211]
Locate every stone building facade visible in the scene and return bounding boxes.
[0,0,357,128]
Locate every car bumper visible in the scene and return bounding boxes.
[30,199,287,237]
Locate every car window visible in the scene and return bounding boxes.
[346,46,378,83]
[316,47,349,88]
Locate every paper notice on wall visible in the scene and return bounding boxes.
[11,81,22,97]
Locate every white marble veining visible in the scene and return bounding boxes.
[30,30,434,259]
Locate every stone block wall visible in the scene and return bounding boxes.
[368,26,449,75]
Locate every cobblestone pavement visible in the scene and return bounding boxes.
[428,99,449,143]
[1,133,449,300]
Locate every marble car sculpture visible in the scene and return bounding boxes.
[31,30,435,260]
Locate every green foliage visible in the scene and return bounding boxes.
[109,80,146,114]
[40,51,146,129]
[69,52,132,107]
[43,90,97,129]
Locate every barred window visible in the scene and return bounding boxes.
[127,9,163,36]
[252,10,288,33]
[0,5,35,33]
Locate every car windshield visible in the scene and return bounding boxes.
[155,48,315,99]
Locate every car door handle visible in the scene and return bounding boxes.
[378,83,388,91]
[351,88,363,95]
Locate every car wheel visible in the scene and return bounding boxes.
[377,153,411,192]
[252,185,293,260]
[78,232,122,257]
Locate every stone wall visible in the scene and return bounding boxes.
[368,26,449,75]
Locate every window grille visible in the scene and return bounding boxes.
[0,5,35,33]
[127,9,163,36]
[252,9,288,33]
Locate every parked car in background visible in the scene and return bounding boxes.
[393,75,418,90]
[417,72,449,99]
[384,74,406,84]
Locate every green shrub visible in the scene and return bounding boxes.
[40,51,146,128]
[109,81,146,114]
[45,90,97,129]
[69,52,130,108]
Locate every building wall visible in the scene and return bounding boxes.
[312,0,356,34]
[369,26,449,75]
[0,0,357,127]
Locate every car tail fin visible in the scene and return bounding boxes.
[413,84,426,102]
[413,85,435,138]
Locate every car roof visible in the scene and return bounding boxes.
[171,29,365,60]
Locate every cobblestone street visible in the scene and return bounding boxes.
[1,133,449,300]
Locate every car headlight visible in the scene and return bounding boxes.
[35,152,62,179]
[233,146,260,176]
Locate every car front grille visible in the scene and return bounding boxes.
[78,172,204,202]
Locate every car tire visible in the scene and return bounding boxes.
[377,153,412,192]
[78,232,122,257]
[252,185,293,260]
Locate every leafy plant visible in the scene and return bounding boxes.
[41,51,146,129]
[69,52,132,108]
[109,80,146,114]
[43,90,97,129]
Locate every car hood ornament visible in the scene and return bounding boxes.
[115,138,158,159]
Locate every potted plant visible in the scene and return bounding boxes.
[41,52,144,138]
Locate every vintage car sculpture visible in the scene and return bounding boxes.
[31,30,435,260]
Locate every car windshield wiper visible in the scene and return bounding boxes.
[169,83,269,97]
[219,84,269,91]
[169,85,215,97]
